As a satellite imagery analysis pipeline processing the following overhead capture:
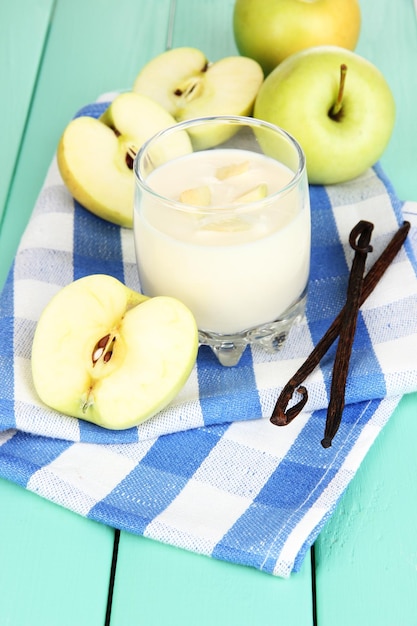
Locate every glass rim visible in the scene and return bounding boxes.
[133,114,307,214]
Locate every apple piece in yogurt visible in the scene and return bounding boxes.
[235,182,268,203]
[179,185,212,206]
[215,161,249,180]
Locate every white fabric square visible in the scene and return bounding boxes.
[223,413,310,458]
[28,443,137,514]
[362,258,417,310]
[19,212,73,252]
[14,280,61,321]
[145,479,251,552]
[192,436,280,498]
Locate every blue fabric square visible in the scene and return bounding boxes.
[0,432,71,486]
[73,203,125,281]
[197,345,262,424]
[142,425,226,476]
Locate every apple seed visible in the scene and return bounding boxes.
[125,145,137,170]
[173,61,210,97]
[107,124,137,170]
[92,333,115,365]
[103,338,115,362]
[172,61,210,102]
[173,78,203,102]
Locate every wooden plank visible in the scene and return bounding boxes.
[2,0,415,624]
[111,2,314,624]
[0,1,172,624]
[0,0,54,223]
[356,0,417,202]
[111,533,313,626]
[315,395,417,626]
[0,478,114,626]
[169,0,240,60]
[0,0,173,290]
[315,0,417,623]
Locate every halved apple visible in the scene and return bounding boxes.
[31,274,198,430]
[57,92,192,227]
[132,47,264,148]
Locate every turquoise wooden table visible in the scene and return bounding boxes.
[1,1,417,624]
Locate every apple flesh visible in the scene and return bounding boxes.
[233,0,361,75]
[133,47,264,148]
[254,46,396,185]
[31,274,198,430]
[57,92,192,228]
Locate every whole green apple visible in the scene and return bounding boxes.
[254,46,396,185]
[233,0,361,75]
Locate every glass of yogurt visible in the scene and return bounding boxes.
[133,116,310,367]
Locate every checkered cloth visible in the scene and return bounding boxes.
[0,100,417,577]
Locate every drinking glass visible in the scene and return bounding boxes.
[133,115,310,366]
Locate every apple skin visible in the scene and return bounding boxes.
[233,0,361,75]
[254,46,396,185]
[57,92,192,228]
[31,274,199,430]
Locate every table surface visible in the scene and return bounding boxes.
[1,1,417,624]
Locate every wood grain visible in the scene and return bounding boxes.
[0,0,416,624]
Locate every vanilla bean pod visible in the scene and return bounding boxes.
[321,220,374,448]
[270,221,410,428]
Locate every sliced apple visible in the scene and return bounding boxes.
[179,185,211,206]
[31,274,198,430]
[57,92,192,228]
[133,47,264,148]
[216,160,249,180]
[133,47,208,116]
[235,182,268,203]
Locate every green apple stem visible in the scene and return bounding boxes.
[330,64,348,120]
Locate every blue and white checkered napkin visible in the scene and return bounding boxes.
[1,100,417,577]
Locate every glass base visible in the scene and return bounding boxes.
[198,291,307,367]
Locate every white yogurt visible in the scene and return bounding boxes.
[134,148,310,335]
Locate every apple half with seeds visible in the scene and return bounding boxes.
[31,274,198,430]
[133,47,264,148]
[57,92,192,228]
